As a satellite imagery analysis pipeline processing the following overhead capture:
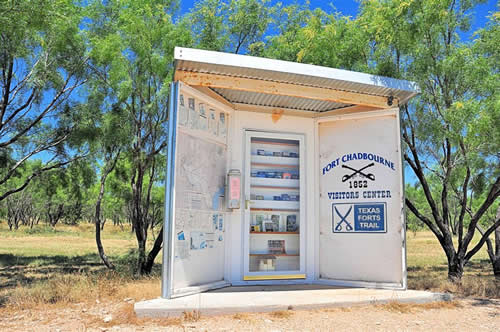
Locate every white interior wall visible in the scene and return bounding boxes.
[226,111,316,283]
[165,80,408,297]
[316,109,404,286]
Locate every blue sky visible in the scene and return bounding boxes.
[177,0,497,185]
[178,0,498,40]
[179,0,360,17]
[32,0,498,171]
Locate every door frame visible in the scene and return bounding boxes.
[242,130,307,281]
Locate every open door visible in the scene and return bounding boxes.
[317,109,406,288]
[162,82,232,299]
[243,131,306,281]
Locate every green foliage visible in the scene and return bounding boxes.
[23,226,59,236]
[1,0,498,280]
[85,0,192,273]
[266,7,370,72]
[357,0,499,279]
[0,0,93,201]
[190,0,228,50]
[189,0,274,53]
[405,183,427,233]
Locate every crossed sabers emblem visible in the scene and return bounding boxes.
[334,206,353,231]
[341,163,376,182]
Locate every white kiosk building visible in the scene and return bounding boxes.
[162,47,420,299]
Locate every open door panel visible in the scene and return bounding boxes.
[317,110,406,288]
[162,82,232,299]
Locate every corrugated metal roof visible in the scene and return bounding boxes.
[212,88,349,112]
[174,47,420,113]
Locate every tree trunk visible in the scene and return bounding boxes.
[494,207,500,278]
[447,257,464,281]
[478,206,500,278]
[132,163,150,275]
[94,153,120,270]
[442,239,464,281]
[95,178,115,270]
[141,227,163,274]
[493,258,500,278]
[137,237,147,274]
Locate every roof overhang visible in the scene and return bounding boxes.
[173,47,420,116]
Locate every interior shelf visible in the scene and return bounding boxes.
[250,209,299,213]
[248,134,302,275]
[250,177,299,188]
[250,231,299,234]
[250,200,299,210]
[251,155,299,166]
[251,140,298,147]
[251,163,298,169]
[251,185,299,190]
[249,253,300,257]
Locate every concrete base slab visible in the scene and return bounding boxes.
[135,285,452,318]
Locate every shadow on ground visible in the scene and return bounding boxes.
[407,265,448,273]
[0,253,106,289]
[407,259,492,276]
[0,251,162,291]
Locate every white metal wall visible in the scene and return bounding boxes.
[165,83,234,297]
[226,111,316,283]
[317,109,405,286]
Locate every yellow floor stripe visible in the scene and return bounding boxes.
[243,274,306,281]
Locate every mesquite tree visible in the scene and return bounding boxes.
[91,107,128,269]
[0,0,90,201]
[189,0,274,54]
[86,0,192,274]
[467,14,500,277]
[360,0,499,280]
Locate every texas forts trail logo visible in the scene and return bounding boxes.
[322,152,394,233]
[332,202,387,233]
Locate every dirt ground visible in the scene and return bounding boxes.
[1,298,499,331]
[1,227,498,331]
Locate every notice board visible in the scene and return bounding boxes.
[318,111,405,286]
[164,83,230,297]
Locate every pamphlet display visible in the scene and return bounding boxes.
[170,85,230,292]
[248,137,301,273]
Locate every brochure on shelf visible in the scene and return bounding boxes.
[248,135,301,273]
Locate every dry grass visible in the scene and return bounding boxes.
[1,222,498,314]
[377,300,462,313]
[439,277,500,298]
[182,310,202,322]
[232,312,253,321]
[406,231,499,298]
[4,272,161,310]
[81,303,182,328]
[0,220,163,310]
[7,273,118,309]
[113,278,161,301]
[269,310,294,319]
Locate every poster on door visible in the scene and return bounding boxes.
[322,151,395,233]
[323,151,396,233]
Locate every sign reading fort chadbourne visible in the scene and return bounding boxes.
[322,152,395,233]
